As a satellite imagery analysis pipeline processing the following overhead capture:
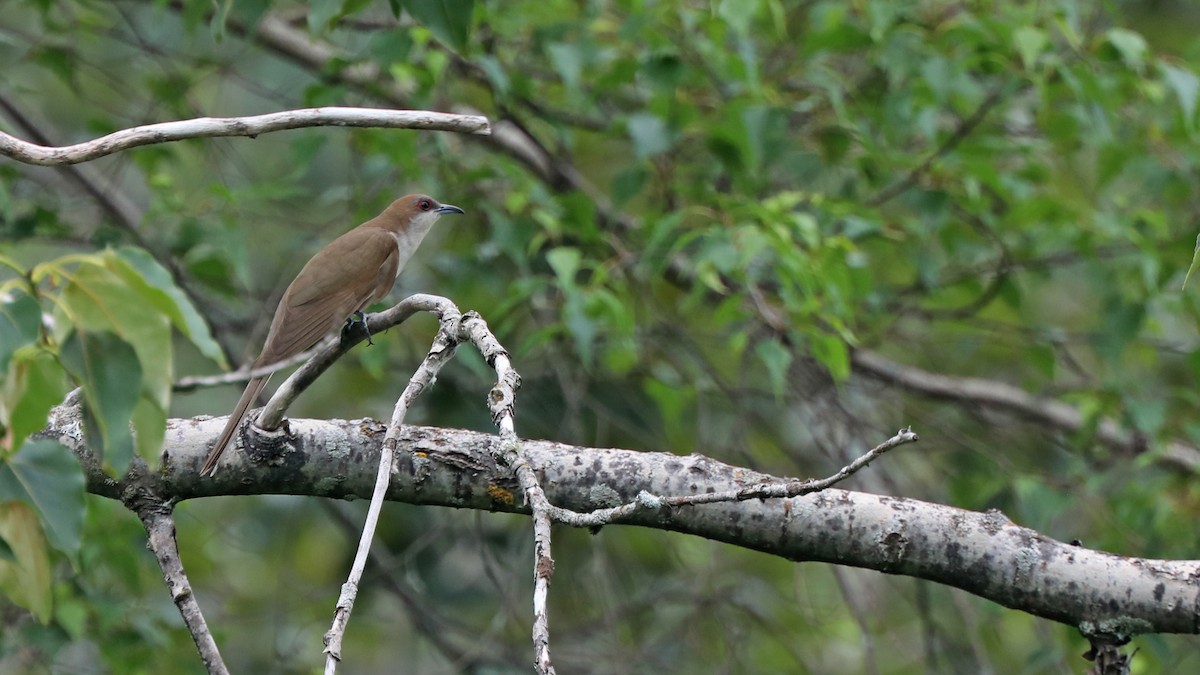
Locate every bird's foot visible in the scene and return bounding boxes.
[343,310,373,345]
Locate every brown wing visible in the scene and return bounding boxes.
[255,227,398,366]
[372,243,401,305]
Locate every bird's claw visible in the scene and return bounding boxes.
[344,310,373,345]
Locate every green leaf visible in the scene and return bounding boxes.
[308,0,342,34]
[114,246,228,368]
[755,338,793,398]
[1104,28,1148,70]
[0,440,84,557]
[477,55,510,98]
[546,247,581,287]
[611,166,648,207]
[0,288,42,375]
[1128,398,1166,436]
[2,348,67,454]
[1185,232,1200,290]
[642,50,684,89]
[0,502,51,622]
[59,256,173,410]
[30,45,76,89]
[546,42,584,92]
[339,0,375,20]
[1027,343,1056,381]
[209,0,232,41]
[58,330,142,475]
[401,0,474,52]
[228,0,272,32]
[1161,62,1198,132]
[627,113,672,159]
[644,377,693,448]
[563,293,596,365]
[131,398,167,466]
[717,0,755,36]
[1091,300,1144,363]
[810,332,850,381]
[1013,26,1047,70]
[741,105,788,176]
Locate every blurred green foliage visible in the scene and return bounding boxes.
[2,0,1200,672]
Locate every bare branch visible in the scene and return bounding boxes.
[213,9,623,225]
[173,345,327,392]
[138,508,228,675]
[41,405,1200,644]
[312,301,549,672]
[323,297,463,671]
[0,107,490,166]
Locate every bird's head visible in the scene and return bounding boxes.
[384,194,465,233]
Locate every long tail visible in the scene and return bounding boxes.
[201,375,270,476]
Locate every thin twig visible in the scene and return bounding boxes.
[173,343,328,392]
[139,508,228,675]
[866,86,1007,207]
[541,428,919,529]
[323,298,464,672]
[0,107,490,166]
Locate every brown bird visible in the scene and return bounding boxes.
[200,194,464,476]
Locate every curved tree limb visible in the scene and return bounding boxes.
[0,107,490,166]
[39,405,1200,644]
[18,10,1176,667]
[173,346,325,392]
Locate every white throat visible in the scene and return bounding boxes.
[390,211,440,273]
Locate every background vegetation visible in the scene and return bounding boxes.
[4,0,1200,672]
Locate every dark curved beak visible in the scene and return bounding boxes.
[436,204,465,215]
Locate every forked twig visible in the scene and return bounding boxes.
[323,297,463,672]
[321,299,540,672]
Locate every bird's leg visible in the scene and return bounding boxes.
[343,310,373,345]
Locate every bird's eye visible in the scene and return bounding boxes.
[418,199,432,211]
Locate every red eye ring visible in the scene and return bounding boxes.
[418,199,432,211]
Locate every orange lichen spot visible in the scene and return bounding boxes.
[487,484,514,505]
